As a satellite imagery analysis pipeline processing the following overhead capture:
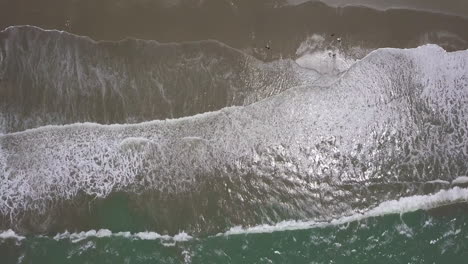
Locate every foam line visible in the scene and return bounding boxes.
[0,229,193,242]
[223,187,468,236]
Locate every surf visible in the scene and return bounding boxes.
[1,43,467,236]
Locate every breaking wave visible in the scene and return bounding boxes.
[223,186,468,235]
[1,186,467,241]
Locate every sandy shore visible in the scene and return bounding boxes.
[290,0,468,18]
[1,0,467,61]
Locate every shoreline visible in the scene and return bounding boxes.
[1,1,468,61]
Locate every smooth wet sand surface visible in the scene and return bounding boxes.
[290,0,468,18]
[1,0,468,61]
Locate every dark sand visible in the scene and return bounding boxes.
[1,0,468,60]
[292,0,468,18]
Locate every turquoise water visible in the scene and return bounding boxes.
[2,207,467,264]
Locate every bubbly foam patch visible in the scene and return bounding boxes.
[452,176,468,185]
[0,229,193,243]
[51,230,192,243]
[223,187,468,236]
[0,229,25,240]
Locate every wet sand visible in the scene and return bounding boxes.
[1,0,468,60]
[291,0,468,18]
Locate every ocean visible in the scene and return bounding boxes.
[1,0,468,263]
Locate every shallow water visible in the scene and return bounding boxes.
[2,205,468,263]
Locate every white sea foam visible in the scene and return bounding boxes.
[173,232,193,242]
[427,179,450,184]
[120,137,152,146]
[135,231,171,240]
[0,229,25,240]
[452,176,468,185]
[52,229,114,243]
[49,229,192,243]
[222,187,468,236]
[2,228,193,243]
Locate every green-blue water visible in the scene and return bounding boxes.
[2,207,467,264]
